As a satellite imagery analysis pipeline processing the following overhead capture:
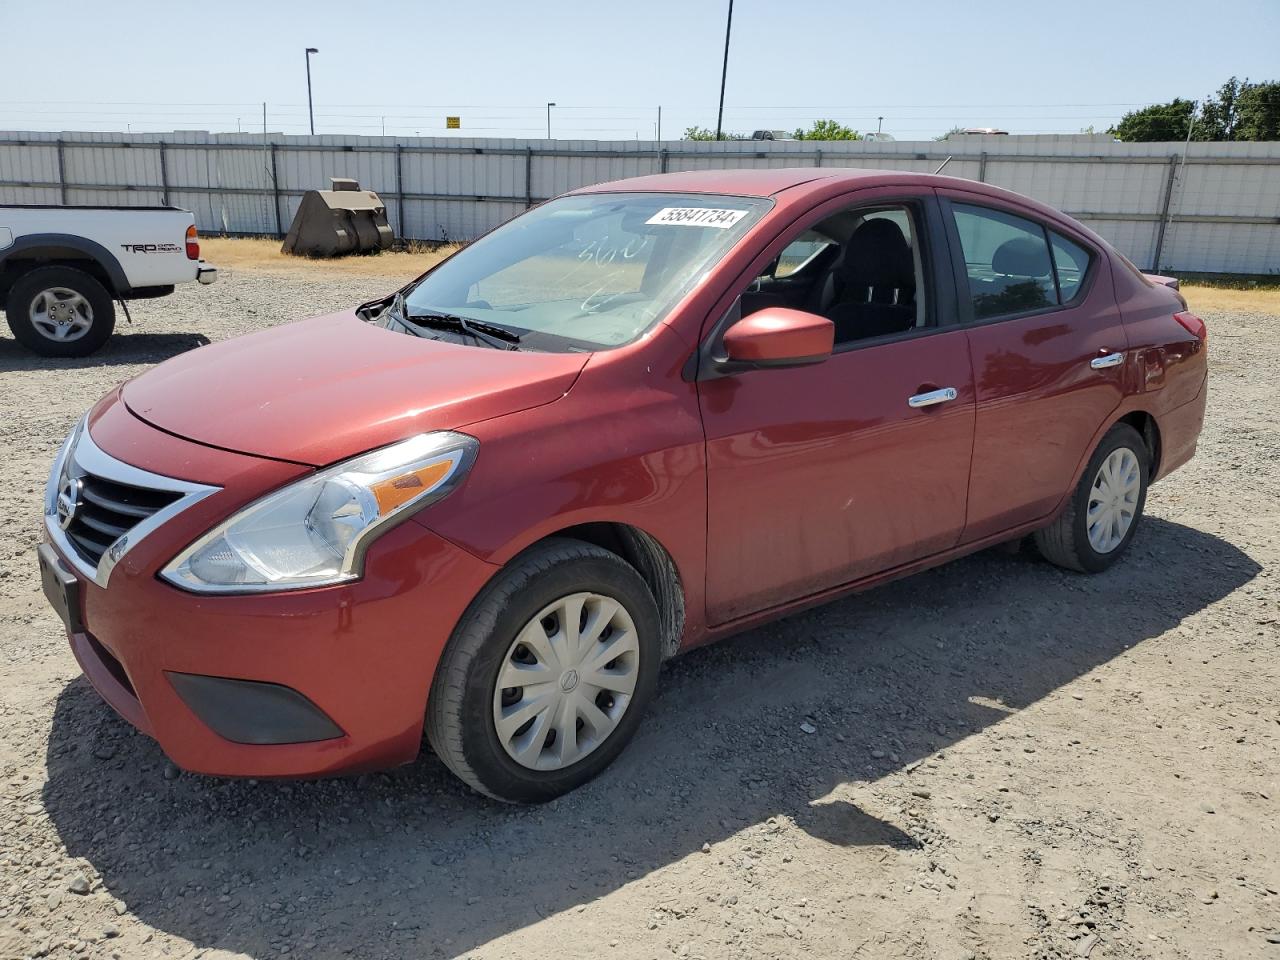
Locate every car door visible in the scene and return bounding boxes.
[697,189,976,626]
[937,190,1128,543]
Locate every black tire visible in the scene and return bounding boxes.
[5,266,116,357]
[1034,423,1150,573]
[426,538,662,803]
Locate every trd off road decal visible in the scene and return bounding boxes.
[120,243,182,253]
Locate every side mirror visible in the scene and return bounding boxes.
[720,307,834,370]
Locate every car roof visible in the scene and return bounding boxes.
[568,167,1107,248]
[568,167,872,198]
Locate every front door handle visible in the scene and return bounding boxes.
[908,387,958,408]
[1090,351,1124,370]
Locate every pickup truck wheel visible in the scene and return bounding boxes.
[5,266,116,357]
[426,538,661,803]
[1034,423,1149,574]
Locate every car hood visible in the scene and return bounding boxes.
[122,311,589,466]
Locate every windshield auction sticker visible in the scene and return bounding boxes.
[645,207,750,228]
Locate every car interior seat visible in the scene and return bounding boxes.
[824,218,917,342]
[972,236,1056,315]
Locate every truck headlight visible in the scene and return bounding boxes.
[161,432,477,593]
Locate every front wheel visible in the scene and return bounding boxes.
[5,266,116,357]
[1035,423,1150,573]
[426,538,661,802]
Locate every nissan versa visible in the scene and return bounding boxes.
[38,169,1207,802]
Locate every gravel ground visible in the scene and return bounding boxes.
[0,264,1277,960]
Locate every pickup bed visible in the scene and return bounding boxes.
[0,205,217,357]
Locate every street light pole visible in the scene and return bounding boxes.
[305,47,319,135]
[546,102,556,139]
[715,0,734,140]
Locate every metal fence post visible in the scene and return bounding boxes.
[525,147,534,208]
[269,143,283,238]
[158,142,169,206]
[394,143,405,240]
[1152,154,1180,271]
[660,148,669,173]
[814,149,823,168]
[55,139,68,205]
[978,151,988,183]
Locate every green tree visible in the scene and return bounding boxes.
[1236,81,1280,141]
[1204,77,1280,141]
[682,125,747,141]
[935,125,966,141]
[1109,98,1199,141]
[1197,77,1244,140]
[792,119,860,140]
[1111,78,1280,142]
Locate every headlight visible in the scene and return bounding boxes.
[46,416,86,517]
[161,432,477,593]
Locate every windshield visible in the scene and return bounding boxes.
[401,192,772,351]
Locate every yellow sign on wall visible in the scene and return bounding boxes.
[446,116,461,129]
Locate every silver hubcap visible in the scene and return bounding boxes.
[1087,446,1141,553]
[30,287,94,342]
[493,592,640,771]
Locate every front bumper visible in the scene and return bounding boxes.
[43,397,497,778]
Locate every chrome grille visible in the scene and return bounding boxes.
[64,473,183,568]
[45,418,221,587]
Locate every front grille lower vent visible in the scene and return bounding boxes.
[65,473,182,568]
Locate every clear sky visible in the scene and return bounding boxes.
[1,0,1277,141]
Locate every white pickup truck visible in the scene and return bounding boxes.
[0,205,217,357]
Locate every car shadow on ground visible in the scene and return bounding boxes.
[0,332,210,371]
[41,517,1259,958]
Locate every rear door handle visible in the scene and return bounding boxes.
[908,387,958,408]
[1090,351,1124,370]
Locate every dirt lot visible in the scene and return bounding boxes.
[0,249,1276,960]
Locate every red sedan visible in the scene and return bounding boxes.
[38,169,1207,801]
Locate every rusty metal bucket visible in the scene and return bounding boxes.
[281,178,394,257]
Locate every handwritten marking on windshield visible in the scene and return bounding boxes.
[577,234,651,266]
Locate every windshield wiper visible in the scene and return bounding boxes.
[403,310,521,350]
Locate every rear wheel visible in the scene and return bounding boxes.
[1035,423,1149,573]
[426,538,661,803]
[5,266,116,357]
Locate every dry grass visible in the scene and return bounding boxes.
[201,237,459,279]
[1181,284,1280,316]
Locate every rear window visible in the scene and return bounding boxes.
[950,203,1093,320]
[952,205,1055,320]
[1050,231,1092,302]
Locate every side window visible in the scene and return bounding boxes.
[1050,231,1091,302]
[774,231,833,279]
[840,207,928,334]
[951,204,1056,320]
[738,201,930,346]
